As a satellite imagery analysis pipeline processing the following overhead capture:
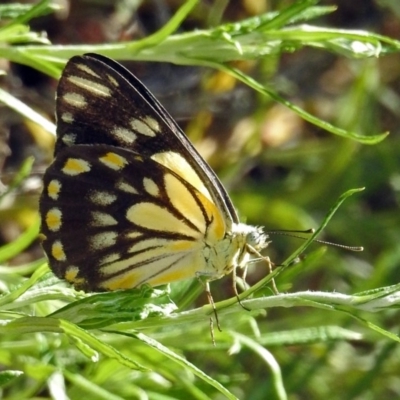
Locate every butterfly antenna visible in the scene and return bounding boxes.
[268,229,364,252]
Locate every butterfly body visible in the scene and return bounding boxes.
[39,53,268,292]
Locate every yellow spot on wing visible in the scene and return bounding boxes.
[143,177,159,197]
[151,151,212,203]
[148,269,192,286]
[126,202,200,237]
[99,241,201,289]
[164,173,205,233]
[62,158,91,175]
[46,208,62,231]
[97,237,199,288]
[65,265,79,281]
[48,180,61,200]
[99,152,128,170]
[65,265,86,286]
[196,189,226,242]
[52,241,66,261]
[101,270,143,290]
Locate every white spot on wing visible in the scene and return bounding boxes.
[143,116,160,133]
[107,74,119,87]
[62,133,77,145]
[130,118,156,137]
[125,231,143,239]
[61,112,74,123]
[63,92,87,108]
[88,190,117,206]
[76,63,100,78]
[91,211,118,227]
[67,75,112,97]
[116,180,138,194]
[112,126,137,144]
[90,231,118,250]
[143,177,159,197]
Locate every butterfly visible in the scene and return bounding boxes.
[39,53,269,302]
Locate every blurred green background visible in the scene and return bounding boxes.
[0,0,399,399]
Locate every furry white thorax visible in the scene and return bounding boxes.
[200,223,269,280]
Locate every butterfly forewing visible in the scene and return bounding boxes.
[56,53,238,224]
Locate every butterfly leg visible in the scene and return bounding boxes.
[266,255,279,295]
[204,280,221,331]
[232,266,251,311]
[195,273,222,341]
[258,254,279,295]
[204,281,219,346]
[246,245,279,294]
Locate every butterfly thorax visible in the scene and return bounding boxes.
[200,223,269,280]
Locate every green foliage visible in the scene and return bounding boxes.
[0,0,399,399]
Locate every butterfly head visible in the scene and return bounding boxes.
[234,223,269,252]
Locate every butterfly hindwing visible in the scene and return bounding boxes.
[40,144,227,291]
